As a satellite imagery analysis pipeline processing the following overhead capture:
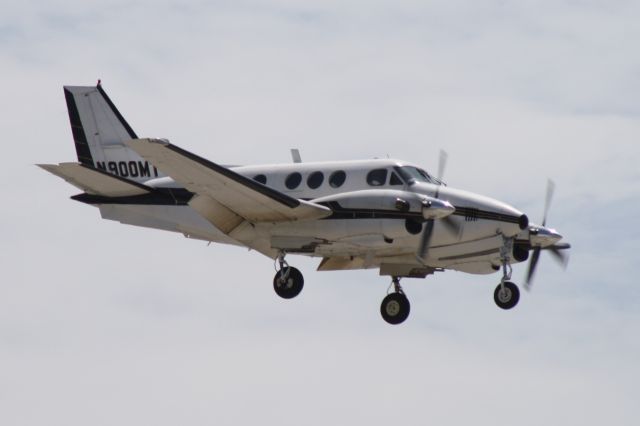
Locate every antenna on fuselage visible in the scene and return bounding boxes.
[290,149,302,163]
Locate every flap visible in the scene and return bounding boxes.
[317,257,368,271]
[125,138,332,223]
[38,163,151,197]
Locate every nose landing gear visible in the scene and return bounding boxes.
[494,281,520,309]
[380,277,411,325]
[494,236,520,310]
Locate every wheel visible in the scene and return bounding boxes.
[494,281,520,310]
[380,293,411,325]
[273,267,304,299]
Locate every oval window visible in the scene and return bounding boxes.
[307,171,324,189]
[285,172,302,190]
[329,170,346,188]
[367,169,388,186]
[253,174,267,184]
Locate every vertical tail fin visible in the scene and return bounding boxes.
[63,83,163,182]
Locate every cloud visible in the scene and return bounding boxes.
[1,1,639,425]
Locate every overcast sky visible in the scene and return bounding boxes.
[1,1,639,425]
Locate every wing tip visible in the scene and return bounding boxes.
[37,163,58,172]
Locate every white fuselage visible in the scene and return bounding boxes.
[99,158,535,276]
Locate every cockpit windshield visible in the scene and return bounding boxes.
[395,166,444,185]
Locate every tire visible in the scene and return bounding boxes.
[494,281,520,310]
[380,293,411,325]
[273,267,304,299]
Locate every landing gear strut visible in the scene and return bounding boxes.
[273,252,304,299]
[494,236,520,310]
[380,277,410,325]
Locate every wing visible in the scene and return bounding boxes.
[125,138,331,225]
[38,163,151,197]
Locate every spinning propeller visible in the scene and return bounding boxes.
[417,150,461,261]
[524,180,571,290]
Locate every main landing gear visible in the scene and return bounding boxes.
[271,239,522,319]
[273,252,304,299]
[380,277,411,325]
[272,252,411,324]
[494,237,520,310]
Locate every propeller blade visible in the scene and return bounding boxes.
[547,245,570,268]
[542,179,555,227]
[524,181,570,288]
[434,150,448,199]
[545,242,571,250]
[525,247,541,291]
[418,149,452,259]
[442,215,462,237]
[417,219,435,260]
[437,150,448,183]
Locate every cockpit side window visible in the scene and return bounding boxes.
[395,166,439,185]
[389,172,403,186]
[366,169,388,186]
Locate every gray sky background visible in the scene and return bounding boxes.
[1,1,639,425]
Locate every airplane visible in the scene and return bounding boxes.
[39,82,571,325]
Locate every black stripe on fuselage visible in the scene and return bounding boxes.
[164,144,301,209]
[320,201,424,220]
[64,88,93,166]
[71,190,522,226]
[451,207,522,225]
[318,202,523,224]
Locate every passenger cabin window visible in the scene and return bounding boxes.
[253,174,267,185]
[367,169,388,186]
[285,172,302,189]
[307,171,324,189]
[390,172,403,186]
[329,170,346,188]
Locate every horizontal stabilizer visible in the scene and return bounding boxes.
[38,163,151,197]
[125,138,332,223]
